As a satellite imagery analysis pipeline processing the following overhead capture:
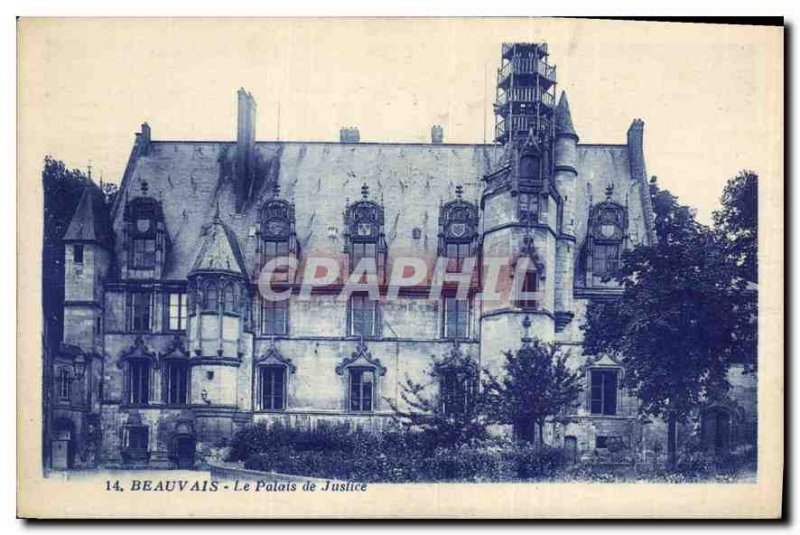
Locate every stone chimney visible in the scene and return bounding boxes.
[135,122,151,156]
[235,88,257,212]
[431,125,444,144]
[339,127,360,143]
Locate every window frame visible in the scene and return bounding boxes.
[127,358,151,405]
[162,359,189,405]
[261,298,289,336]
[128,290,153,333]
[131,237,157,270]
[258,365,287,411]
[439,366,476,416]
[348,366,375,413]
[589,368,619,416]
[73,244,84,264]
[166,291,188,332]
[58,367,71,401]
[442,295,470,339]
[349,294,379,339]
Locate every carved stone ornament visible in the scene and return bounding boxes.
[336,337,387,376]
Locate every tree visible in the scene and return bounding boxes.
[387,342,488,449]
[583,177,752,467]
[42,156,92,353]
[482,318,582,446]
[713,171,758,283]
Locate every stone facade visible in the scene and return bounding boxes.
[47,43,756,471]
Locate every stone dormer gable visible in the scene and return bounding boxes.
[189,210,248,278]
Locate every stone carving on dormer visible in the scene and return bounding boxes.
[336,337,387,376]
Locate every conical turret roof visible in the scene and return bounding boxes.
[63,186,113,248]
[554,91,578,140]
[189,209,248,277]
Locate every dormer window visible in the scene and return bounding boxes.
[123,196,168,279]
[438,186,478,274]
[578,191,628,286]
[258,197,298,284]
[344,184,387,280]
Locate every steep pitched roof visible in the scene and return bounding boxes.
[189,210,248,277]
[63,186,113,248]
[555,91,578,140]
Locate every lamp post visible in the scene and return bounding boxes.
[73,354,86,380]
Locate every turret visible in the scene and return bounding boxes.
[53,185,111,468]
[186,206,251,445]
[553,91,579,330]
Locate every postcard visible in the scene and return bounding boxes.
[17,17,784,519]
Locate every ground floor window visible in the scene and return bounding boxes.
[590,369,618,415]
[123,425,149,461]
[163,360,188,404]
[439,367,475,415]
[127,359,151,405]
[259,365,287,411]
[348,367,374,413]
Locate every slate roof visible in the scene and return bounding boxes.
[189,207,249,277]
[555,91,578,139]
[64,185,113,248]
[111,137,650,281]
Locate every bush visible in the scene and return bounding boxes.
[505,444,567,480]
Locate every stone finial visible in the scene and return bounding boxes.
[606,183,614,201]
[140,179,149,195]
[361,183,369,199]
[455,184,463,200]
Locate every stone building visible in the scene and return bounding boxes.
[47,42,756,470]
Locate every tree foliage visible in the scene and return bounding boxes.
[582,176,756,464]
[713,171,758,282]
[42,156,92,351]
[483,330,582,446]
[386,343,488,449]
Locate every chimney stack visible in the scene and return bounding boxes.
[431,125,444,144]
[235,88,257,212]
[339,127,360,143]
[136,122,151,155]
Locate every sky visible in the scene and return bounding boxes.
[18,18,783,223]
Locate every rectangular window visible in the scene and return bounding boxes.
[124,426,149,460]
[73,244,84,264]
[519,193,540,224]
[261,299,289,335]
[593,243,620,278]
[132,238,156,269]
[442,296,469,339]
[58,368,71,400]
[350,242,378,275]
[163,361,188,404]
[128,291,152,332]
[350,294,378,338]
[440,369,474,415]
[349,368,374,412]
[263,240,291,283]
[590,369,618,416]
[515,271,539,309]
[128,360,151,405]
[445,242,472,273]
[167,292,188,332]
[596,436,608,449]
[259,366,286,410]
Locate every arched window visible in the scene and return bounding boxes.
[203,281,218,312]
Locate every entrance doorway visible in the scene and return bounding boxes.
[175,436,195,469]
[51,418,75,469]
[702,407,732,454]
[564,436,578,464]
